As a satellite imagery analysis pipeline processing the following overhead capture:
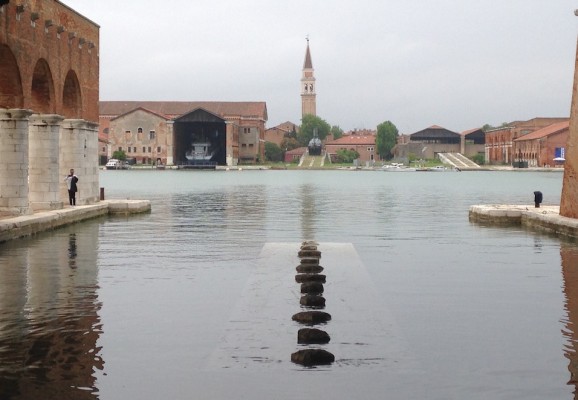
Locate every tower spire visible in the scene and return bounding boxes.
[301,37,316,117]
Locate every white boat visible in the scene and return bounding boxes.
[380,163,416,172]
[428,166,448,171]
[185,142,214,161]
[105,159,130,170]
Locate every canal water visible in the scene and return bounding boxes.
[0,169,575,399]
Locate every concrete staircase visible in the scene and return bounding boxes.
[438,153,480,169]
[298,152,327,168]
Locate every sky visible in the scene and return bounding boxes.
[63,0,578,134]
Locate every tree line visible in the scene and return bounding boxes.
[265,114,399,162]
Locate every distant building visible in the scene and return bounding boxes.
[485,117,568,165]
[393,125,460,160]
[301,39,316,118]
[393,125,484,161]
[264,121,298,148]
[513,121,569,167]
[325,133,377,163]
[285,147,307,163]
[99,101,268,166]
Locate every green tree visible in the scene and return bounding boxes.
[264,142,284,162]
[335,149,360,163]
[330,125,343,140]
[112,150,127,161]
[298,114,331,147]
[280,136,300,152]
[376,121,399,160]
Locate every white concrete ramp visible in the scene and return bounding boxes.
[438,152,480,169]
[207,243,416,372]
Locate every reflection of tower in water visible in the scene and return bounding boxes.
[561,244,578,398]
[300,184,317,241]
[0,225,103,399]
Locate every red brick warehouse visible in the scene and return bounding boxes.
[0,0,99,122]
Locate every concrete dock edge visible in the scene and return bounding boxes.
[0,200,151,243]
[469,205,578,239]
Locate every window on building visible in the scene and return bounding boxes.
[103,128,109,134]
[125,130,131,134]
[143,147,146,153]
[127,147,131,153]
[148,147,152,152]
[138,127,143,133]
[249,143,254,148]
[118,147,122,151]
[242,144,247,148]
[133,147,137,153]
[157,146,161,153]
[149,131,156,139]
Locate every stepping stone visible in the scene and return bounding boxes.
[296,265,324,273]
[300,257,320,265]
[301,282,324,294]
[298,249,321,258]
[291,349,335,366]
[299,294,326,308]
[295,274,326,283]
[298,328,330,344]
[292,311,331,324]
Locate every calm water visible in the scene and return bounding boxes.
[0,169,576,399]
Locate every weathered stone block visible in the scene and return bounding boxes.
[301,282,324,294]
[292,311,331,324]
[297,328,330,344]
[291,349,335,366]
[299,294,326,308]
[295,274,326,283]
[296,264,324,273]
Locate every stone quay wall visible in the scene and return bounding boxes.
[0,108,99,216]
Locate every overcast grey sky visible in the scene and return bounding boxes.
[65,0,577,134]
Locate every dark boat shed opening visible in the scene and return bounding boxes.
[173,108,227,165]
[463,128,485,145]
[410,125,461,144]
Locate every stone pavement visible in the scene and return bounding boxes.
[469,204,578,239]
[0,200,150,243]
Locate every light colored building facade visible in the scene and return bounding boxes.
[108,108,171,165]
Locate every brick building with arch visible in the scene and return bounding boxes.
[0,0,100,215]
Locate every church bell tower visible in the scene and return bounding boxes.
[301,38,316,117]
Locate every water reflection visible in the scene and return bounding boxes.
[300,184,316,241]
[0,223,103,399]
[561,243,578,398]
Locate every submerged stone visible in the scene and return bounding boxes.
[297,328,330,344]
[299,294,326,308]
[291,349,335,366]
[300,257,320,265]
[298,249,321,258]
[295,274,326,283]
[296,264,324,273]
[301,282,324,294]
[292,311,331,324]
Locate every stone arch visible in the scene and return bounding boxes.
[31,58,55,114]
[62,70,82,118]
[0,44,24,108]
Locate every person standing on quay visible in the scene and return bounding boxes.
[64,168,79,206]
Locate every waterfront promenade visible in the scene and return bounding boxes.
[0,200,150,243]
[469,204,578,239]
